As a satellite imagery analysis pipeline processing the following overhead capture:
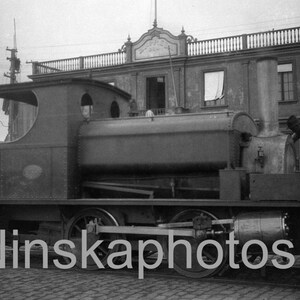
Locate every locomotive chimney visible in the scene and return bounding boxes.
[243,57,297,174]
[256,57,279,136]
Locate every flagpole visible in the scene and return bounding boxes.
[168,46,178,108]
[153,0,157,27]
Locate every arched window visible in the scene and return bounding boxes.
[81,93,93,119]
[110,101,120,118]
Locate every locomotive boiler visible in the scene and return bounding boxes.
[0,57,299,278]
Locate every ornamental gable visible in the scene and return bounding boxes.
[132,27,182,62]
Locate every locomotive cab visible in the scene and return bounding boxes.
[0,79,130,201]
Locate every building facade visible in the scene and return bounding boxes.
[29,25,300,124]
[3,25,299,151]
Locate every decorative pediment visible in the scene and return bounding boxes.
[132,27,182,62]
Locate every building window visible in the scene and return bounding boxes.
[204,71,225,106]
[278,63,294,102]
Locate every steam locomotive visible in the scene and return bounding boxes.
[0,57,299,278]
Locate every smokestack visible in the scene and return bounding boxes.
[256,57,279,136]
[243,57,297,174]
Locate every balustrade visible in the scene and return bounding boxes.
[32,26,300,75]
[247,27,300,48]
[187,26,299,55]
[187,35,243,55]
[33,51,126,75]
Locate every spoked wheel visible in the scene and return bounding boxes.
[64,208,120,270]
[163,209,228,278]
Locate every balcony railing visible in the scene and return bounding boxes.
[247,27,300,48]
[32,26,300,75]
[187,26,300,55]
[32,51,126,75]
[187,35,244,56]
[138,108,166,116]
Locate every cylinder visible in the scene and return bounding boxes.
[234,211,288,248]
[256,58,279,137]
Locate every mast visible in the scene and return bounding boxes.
[4,19,20,84]
[3,19,20,141]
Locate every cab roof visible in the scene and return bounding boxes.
[0,78,131,107]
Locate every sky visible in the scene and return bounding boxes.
[1,0,300,84]
[0,0,300,139]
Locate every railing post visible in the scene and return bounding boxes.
[242,34,248,50]
[79,56,84,69]
[179,28,188,56]
[32,62,39,75]
[125,36,133,63]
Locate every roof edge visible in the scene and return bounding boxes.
[0,78,132,100]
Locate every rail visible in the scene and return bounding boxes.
[32,26,300,75]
